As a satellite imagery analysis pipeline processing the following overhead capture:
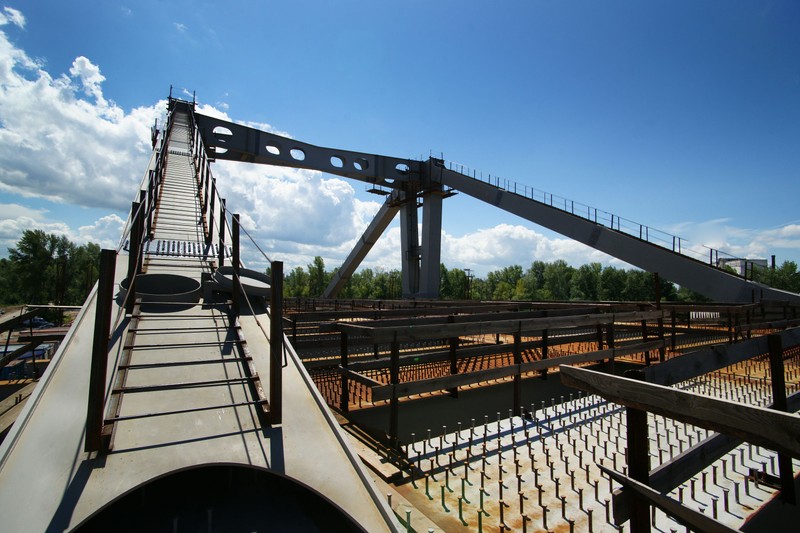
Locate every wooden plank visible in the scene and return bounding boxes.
[0,341,42,369]
[613,390,800,524]
[334,310,664,343]
[371,365,519,402]
[768,334,796,503]
[295,303,524,323]
[643,327,800,386]
[737,318,800,333]
[519,340,665,373]
[600,466,740,533]
[0,309,41,335]
[340,367,383,388]
[559,365,800,459]
[345,332,599,372]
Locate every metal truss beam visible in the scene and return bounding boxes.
[323,191,402,298]
[194,113,420,190]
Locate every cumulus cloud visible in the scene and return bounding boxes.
[0,6,25,28]
[0,23,162,211]
[2,10,793,279]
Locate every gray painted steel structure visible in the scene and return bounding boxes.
[193,113,800,304]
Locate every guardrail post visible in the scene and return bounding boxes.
[126,201,141,315]
[217,198,226,266]
[232,214,241,315]
[540,329,549,380]
[768,334,796,503]
[626,370,651,533]
[340,332,349,412]
[448,315,459,398]
[270,261,284,424]
[85,249,116,452]
[389,340,400,449]
[513,329,522,416]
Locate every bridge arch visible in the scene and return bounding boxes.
[73,463,365,532]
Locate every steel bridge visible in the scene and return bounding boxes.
[0,93,798,532]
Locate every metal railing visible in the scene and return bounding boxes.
[445,160,746,276]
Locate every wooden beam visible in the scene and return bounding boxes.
[332,310,664,343]
[0,341,43,369]
[296,303,523,323]
[600,466,741,533]
[340,367,383,388]
[368,339,665,402]
[643,327,800,386]
[613,390,800,524]
[520,340,665,373]
[372,365,519,402]
[559,365,800,459]
[0,309,41,335]
[737,318,800,333]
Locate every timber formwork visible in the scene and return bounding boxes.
[289,298,800,531]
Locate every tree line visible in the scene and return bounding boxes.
[279,256,800,302]
[0,230,101,306]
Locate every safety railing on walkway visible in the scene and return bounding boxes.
[85,97,286,452]
[445,160,748,277]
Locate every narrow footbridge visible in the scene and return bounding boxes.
[0,99,397,531]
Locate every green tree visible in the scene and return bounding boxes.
[542,260,574,300]
[598,266,626,300]
[284,266,309,297]
[570,263,601,301]
[307,256,327,297]
[754,261,800,293]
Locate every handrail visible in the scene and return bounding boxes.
[445,160,752,278]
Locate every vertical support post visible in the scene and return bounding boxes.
[606,322,616,373]
[654,273,665,362]
[626,371,650,533]
[270,261,284,424]
[146,170,155,238]
[513,329,522,416]
[232,213,241,315]
[448,315,459,398]
[419,188,443,298]
[670,310,677,353]
[126,201,141,315]
[340,332,349,412]
[389,340,400,449]
[640,317,650,366]
[596,325,604,351]
[85,249,116,453]
[768,334,795,503]
[206,179,216,245]
[727,310,733,344]
[540,329,549,380]
[217,198,226,267]
[399,190,419,297]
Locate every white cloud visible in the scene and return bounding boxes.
[1,10,793,283]
[0,24,162,211]
[0,203,125,256]
[0,7,25,28]
[174,22,187,33]
[76,213,125,249]
[69,56,107,106]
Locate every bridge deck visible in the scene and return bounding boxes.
[0,110,396,531]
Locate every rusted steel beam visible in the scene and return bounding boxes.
[559,365,800,459]
[85,249,116,453]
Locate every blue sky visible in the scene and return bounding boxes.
[1,1,798,277]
